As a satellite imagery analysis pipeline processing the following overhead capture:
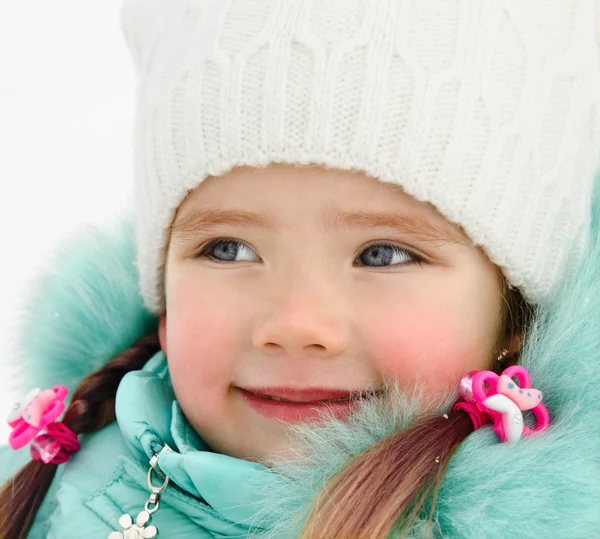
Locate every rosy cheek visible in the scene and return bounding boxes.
[369,310,489,393]
[166,302,234,390]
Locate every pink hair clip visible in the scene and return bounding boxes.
[7,385,80,464]
[453,366,550,443]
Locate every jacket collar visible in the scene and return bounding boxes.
[114,351,284,536]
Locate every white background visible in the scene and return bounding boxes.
[0,1,135,444]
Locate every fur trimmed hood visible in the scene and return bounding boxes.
[8,174,600,537]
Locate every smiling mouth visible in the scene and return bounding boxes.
[236,387,384,422]
[259,394,364,402]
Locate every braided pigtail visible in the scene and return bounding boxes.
[0,332,160,539]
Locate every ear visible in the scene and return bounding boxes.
[158,313,167,355]
[504,332,525,357]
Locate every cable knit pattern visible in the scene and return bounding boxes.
[120,0,600,313]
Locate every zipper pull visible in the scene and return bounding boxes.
[108,445,172,538]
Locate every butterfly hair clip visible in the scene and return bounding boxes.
[454,366,550,443]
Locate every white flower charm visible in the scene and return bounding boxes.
[108,510,157,539]
[108,448,171,539]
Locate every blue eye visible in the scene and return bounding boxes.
[195,239,425,268]
[196,239,259,263]
[355,243,424,269]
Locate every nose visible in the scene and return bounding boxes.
[252,273,349,359]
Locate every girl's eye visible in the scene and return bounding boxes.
[354,243,425,269]
[195,239,424,269]
[195,239,260,263]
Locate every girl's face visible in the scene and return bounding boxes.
[160,163,509,461]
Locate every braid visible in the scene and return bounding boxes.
[0,332,160,539]
[63,333,161,434]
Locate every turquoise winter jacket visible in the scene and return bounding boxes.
[2,351,280,538]
[2,175,600,537]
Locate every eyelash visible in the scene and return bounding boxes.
[193,238,427,270]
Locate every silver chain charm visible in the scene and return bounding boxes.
[108,449,170,539]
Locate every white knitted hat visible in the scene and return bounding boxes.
[121,0,600,314]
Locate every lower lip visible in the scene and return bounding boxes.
[238,388,362,423]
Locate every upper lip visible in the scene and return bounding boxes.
[238,386,381,403]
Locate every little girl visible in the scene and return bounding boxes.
[2,1,600,537]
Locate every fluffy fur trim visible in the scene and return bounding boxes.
[11,219,158,393]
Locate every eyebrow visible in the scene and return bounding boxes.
[170,208,469,246]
